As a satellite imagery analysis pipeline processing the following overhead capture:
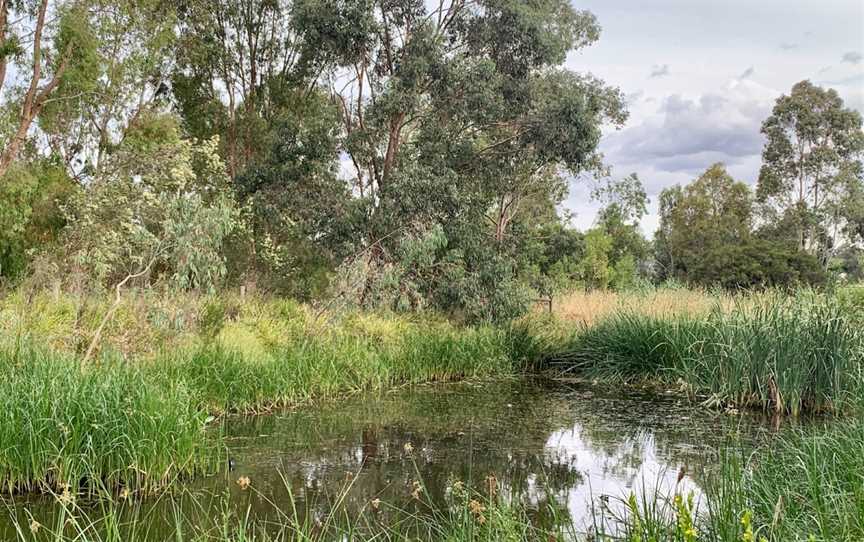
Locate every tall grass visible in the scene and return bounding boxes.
[0,312,517,494]
[745,418,864,541]
[0,345,213,495]
[550,286,733,326]
[554,293,864,414]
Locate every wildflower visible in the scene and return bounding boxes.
[740,510,755,542]
[411,480,422,500]
[403,442,414,455]
[59,487,75,506]
[485,474,498,498]
[371,498,381,510]
[29,519,41,534]
[468,499,486,515]
[452,480,464,491]
[119,487,131,500]
[468,499,487,524]
[236,476,251,490]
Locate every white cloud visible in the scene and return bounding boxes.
[602,80,775,177]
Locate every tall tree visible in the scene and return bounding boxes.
[295,1,625,230]
[291,0,626,317]
[38,0,177,181]
[656,164,753,282]
[0,0,92,179]
[172,0,304,178]
[757,80,864,266]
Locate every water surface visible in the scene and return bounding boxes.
[3,379,782,538]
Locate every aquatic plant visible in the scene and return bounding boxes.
[0,315,518,494]
[553,293,864,414]
[0,345,214,495]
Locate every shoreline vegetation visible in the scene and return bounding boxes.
[1,285,863,540]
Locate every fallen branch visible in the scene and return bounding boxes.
[81,257,157,368]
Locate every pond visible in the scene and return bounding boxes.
[2,379,785,539]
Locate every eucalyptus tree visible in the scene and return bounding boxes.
[295,0,625,230]
[292,0,626,317]
[757,80,864,266]
[172,0,308,177]
[0,0,97,179]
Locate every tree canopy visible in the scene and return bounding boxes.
[0,1,860,319]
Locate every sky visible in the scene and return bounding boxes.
[563,0,864,235]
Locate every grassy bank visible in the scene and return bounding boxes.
[549,292,864,415]
[0,294,518,494]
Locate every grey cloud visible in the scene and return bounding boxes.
[600,89,770,177]
[649,64,670,78]
[779,42,799,51]
[842,51,862,64]
[739,67,755,79]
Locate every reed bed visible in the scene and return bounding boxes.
[0,346,214,496]
[552,293,864,414]
[0,314,517,495]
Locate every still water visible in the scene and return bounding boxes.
[3,379,781,539]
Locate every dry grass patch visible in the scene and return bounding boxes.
[549,288,731,326]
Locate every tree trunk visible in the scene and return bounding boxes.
[0,0,74,180]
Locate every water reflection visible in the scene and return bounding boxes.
[1,379,777,539]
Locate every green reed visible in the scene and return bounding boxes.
[555,293,864,414]
[0,318,518,494]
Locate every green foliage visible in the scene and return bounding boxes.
[578,229,613,289]
[235,90,357,298]
[61,127,243,291]
[0,344,213,495]
[556,293,863,414]
[757,80,864,265]
[0,160,75,281]
[657,163,826,289]
[744,419,864,541]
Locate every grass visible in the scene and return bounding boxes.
[0,345,214,496]
[550,286,734,326]
[0,304,518,495]
[744,418,864,541]
[551,292,864,415]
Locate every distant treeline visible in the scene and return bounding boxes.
[0,1,861,321]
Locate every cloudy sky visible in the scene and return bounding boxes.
[563,0,864,235]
